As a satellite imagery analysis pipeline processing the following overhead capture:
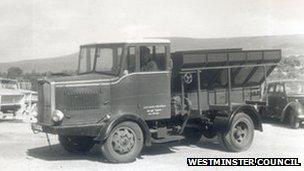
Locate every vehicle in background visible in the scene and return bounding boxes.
[31,39,281,163]
[259,79,304,128]
[0,78,37,118]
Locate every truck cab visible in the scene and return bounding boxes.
[32,39,281,163]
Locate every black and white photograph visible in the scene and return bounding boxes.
[1,0,304,170]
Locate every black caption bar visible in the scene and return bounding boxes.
[187,158,301,166]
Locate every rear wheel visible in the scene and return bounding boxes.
[58,135,95,153]
[219,112,254,152]
[101,121,144,163]
[289,114,300,129]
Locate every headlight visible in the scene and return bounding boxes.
[52,109,64,122]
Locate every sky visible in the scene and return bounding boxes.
[0,0,304,63]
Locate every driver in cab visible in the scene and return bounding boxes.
[140,46,159,71]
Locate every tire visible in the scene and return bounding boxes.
[58,135,95,153]
[101,121,144,163]
[289,114,300,129]
[219,112,254,152]
[183,128,202,144]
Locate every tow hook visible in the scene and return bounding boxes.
[45,133,52,149]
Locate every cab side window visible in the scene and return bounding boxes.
[139,45,167,71]
[275,84,284,93]
[155,46,166,70]
[268,85,275,93]
[127,47,136,73]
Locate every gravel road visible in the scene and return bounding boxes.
[0,119,303,171]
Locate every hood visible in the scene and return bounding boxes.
[287,94,304,98]
[44,73,117,83]
[0,88,23,96]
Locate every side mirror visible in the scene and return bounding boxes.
[123,70,129,75]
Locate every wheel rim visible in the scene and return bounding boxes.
[232,121,249,143]
[111,126,136,154]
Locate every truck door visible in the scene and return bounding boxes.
[137,45,171,120]
[268,83,287,118]
[273,84,288,118]
[267,84,276,117]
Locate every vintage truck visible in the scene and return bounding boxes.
[31,39,281,163]
[257,79,304,128]
[0,78,38,118]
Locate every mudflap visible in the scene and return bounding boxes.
[213,115,230,134]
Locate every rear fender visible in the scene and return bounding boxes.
[213,105,263,134]
[95,114,152,146]
[231,105,263,131]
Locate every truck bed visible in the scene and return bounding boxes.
[171,48,281,92]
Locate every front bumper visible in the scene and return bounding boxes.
[31,122,103,137]
[297,115,304,119]
[296,115,304,125]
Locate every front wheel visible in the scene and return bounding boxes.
[289,114,300,129]
[58,135,95,153]
[101,121,144,163]
[219,112,254,152]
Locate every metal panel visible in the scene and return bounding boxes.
[55,84,110,125]
[37,82,52,125]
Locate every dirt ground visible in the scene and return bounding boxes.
[0,119,304,171]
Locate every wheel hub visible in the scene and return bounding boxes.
[233,122,248,143]
[111,127,135,154]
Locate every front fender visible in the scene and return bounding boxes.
[95,114,152,146]
[281,102,304,122]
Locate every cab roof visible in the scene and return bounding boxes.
[81,39,170,47]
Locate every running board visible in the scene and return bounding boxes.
[151,135,185,144]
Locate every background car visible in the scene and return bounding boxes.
[261,79,304,128]
[0,78,37,119]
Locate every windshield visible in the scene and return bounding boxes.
[0,80,18,89]
[78,46,123,75]
[285,81,304,95]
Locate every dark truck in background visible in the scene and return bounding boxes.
[31,39,281,163]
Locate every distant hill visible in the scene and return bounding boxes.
[0,53,79,73]
[1,34,304,73]
[168,35,304,56]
